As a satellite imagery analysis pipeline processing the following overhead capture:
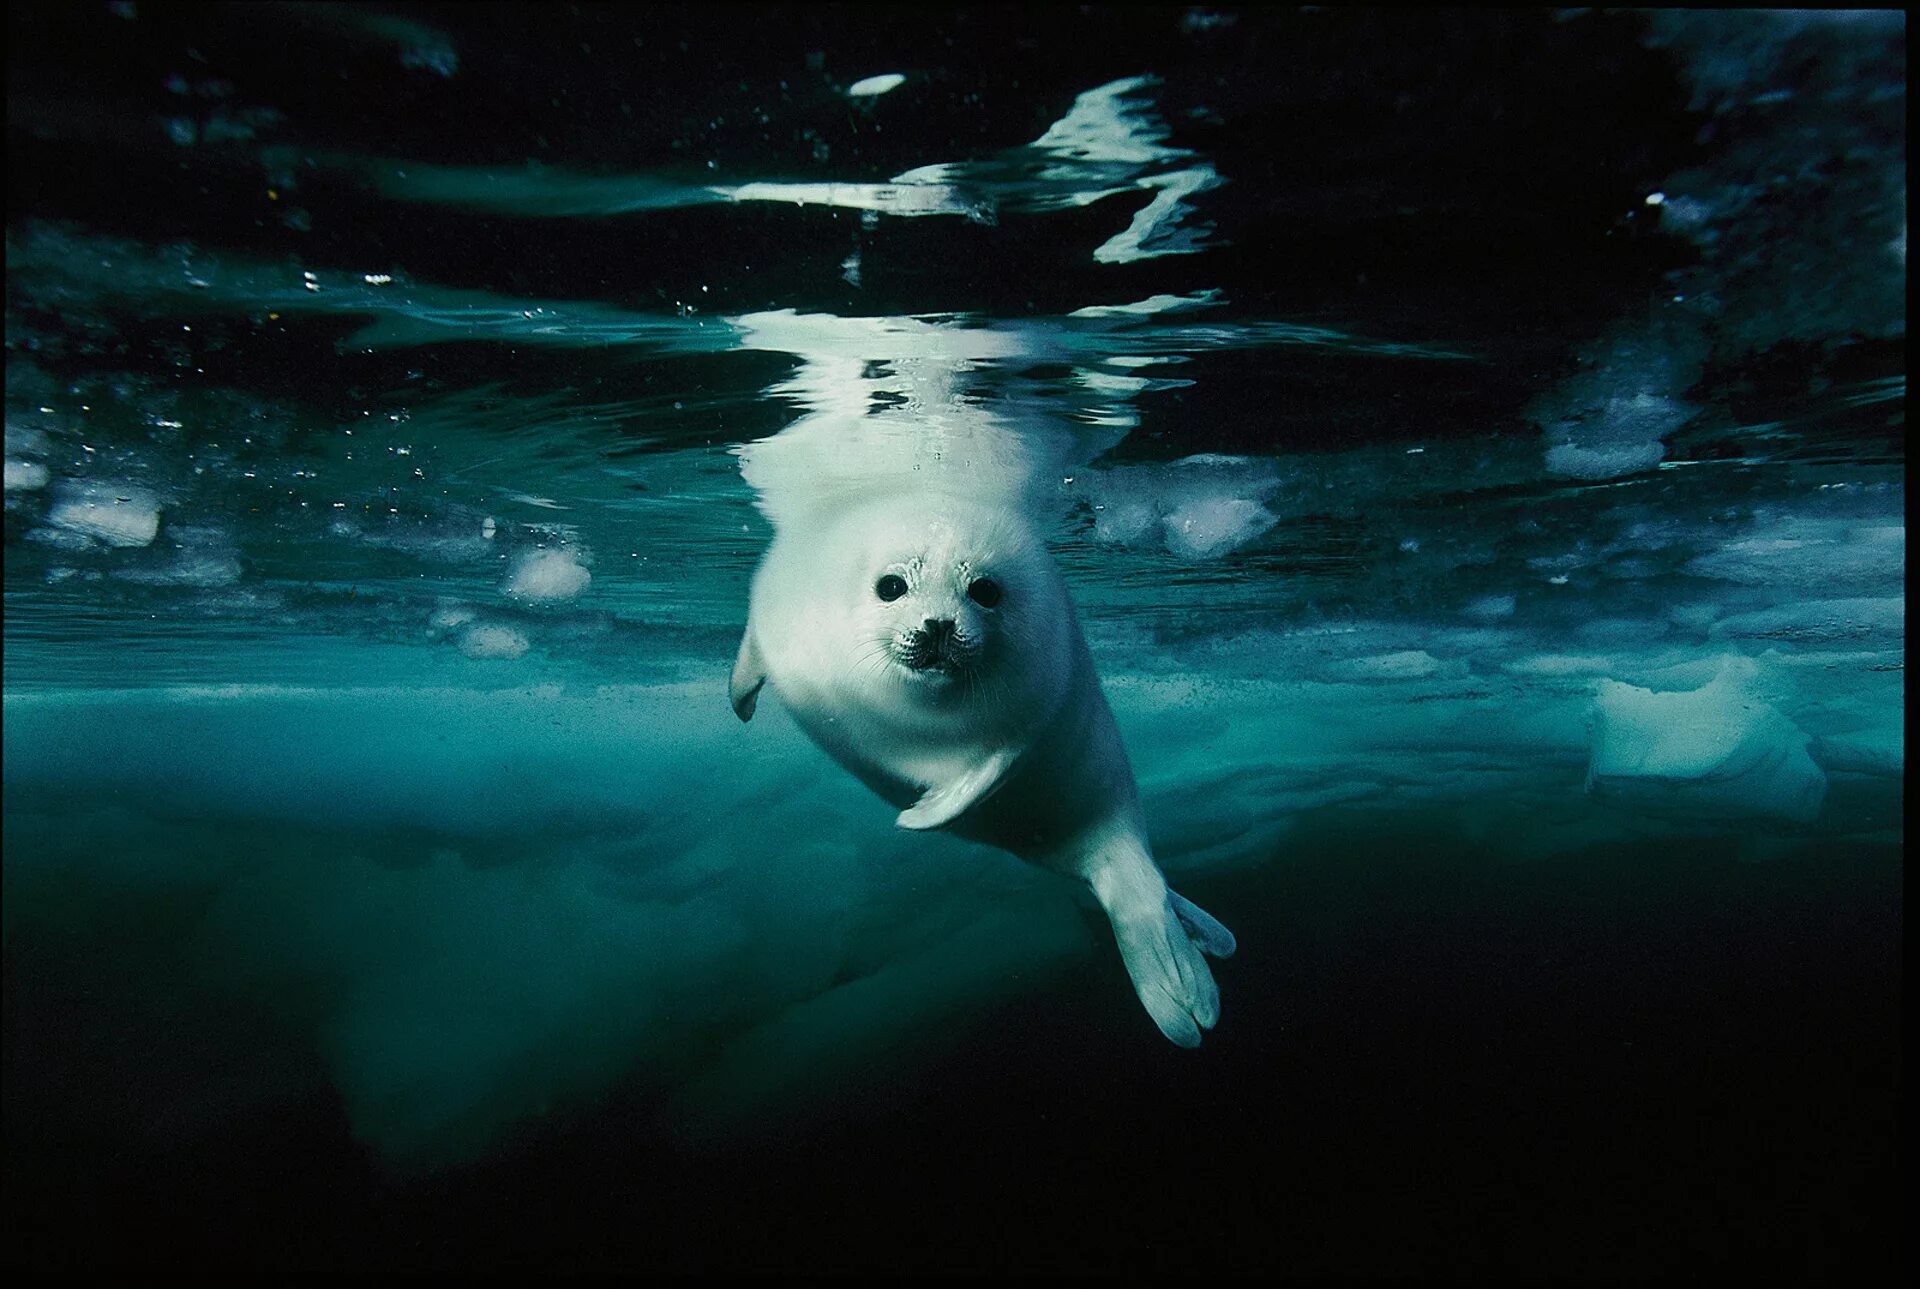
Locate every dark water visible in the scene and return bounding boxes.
[4,4,1904,1277]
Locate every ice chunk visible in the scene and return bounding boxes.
[1091,499,1159,546]
[1326,650,1463,682]
[429,603,477,633]
[115,552,242,588]
[5,421,52,455]
[1710,596,1904,642]
[1532,315,1706,480]
[1084,454,1282,558]
[112,525,242,588]
[5,459,49,491]
[1668,602,1722,630]
[23,526,98,552]
[45,480,161,547]
[458,624,530,659]
[1032,74,1183,166]
[1684,518,1905,589]
[1161,497,1276,559]
[845,73,906,99]
[1809,729,1903,778]
[1543,439,1667,481]
[503,547,591,603]
[720,180,975,217]
[1505,654,1617,678]
[1584,656,1827,824]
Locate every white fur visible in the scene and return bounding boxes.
[735,488,1235,1046]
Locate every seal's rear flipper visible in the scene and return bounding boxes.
[1089,855,1225,1048]
[730,629,766,722]
[1168,889,1236,959]
[1111,897,1219,1048]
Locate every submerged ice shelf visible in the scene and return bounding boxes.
[1586,656,1829,825]
[2,625,1901,1164]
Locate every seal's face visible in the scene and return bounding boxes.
[872,559,999,682]
[844,504,1036,693]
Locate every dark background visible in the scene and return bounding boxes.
[8,813,1902,1277]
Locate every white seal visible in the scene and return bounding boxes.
[730,487,1235,1046]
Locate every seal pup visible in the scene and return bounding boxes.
[730,487,1235,1046]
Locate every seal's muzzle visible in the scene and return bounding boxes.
[904,617,960,671]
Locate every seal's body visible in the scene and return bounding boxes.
[732,490,1234,1046]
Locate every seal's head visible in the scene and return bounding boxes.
[825,495,1063,697]
[874,564,994,681]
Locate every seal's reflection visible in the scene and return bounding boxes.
[730,313,1234,1047]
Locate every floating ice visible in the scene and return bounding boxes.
[1505,654,1617,678]
[5,421,52,456]
[1085,454,1283,559]
[458,624,531,659]
[113,527,242,588]
[503,548,591,603]
[1809,728,1904,778]
[1090,498,1159,546]
[1543,439,1668,482]
[429,603,478,633]
[1532,315,1706,481]
[1584,656,1827,825]
[1710,597,1904,643]
[45,481,161,548]
[1162,496,1277,559]
[23,526,98,552]
[845,73,906,98]
[1325,650,1464,682]
[5,459,49,491]
[1684,517,1905,589]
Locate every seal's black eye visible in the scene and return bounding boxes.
[967,578,1002,608]
[875,574,908,602]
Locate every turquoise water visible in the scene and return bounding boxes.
[4,5,1904,1275]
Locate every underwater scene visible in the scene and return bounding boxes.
[3,4,1903,1277]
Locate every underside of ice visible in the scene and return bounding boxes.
[44,480,162,548]
[1584,657,1828,825]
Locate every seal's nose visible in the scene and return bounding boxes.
[923,617,956,643]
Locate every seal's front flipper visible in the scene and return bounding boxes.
[729,628,766,722]
[896,748,1017,831]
